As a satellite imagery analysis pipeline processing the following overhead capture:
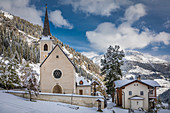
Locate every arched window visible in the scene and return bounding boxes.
[44,44,48,51]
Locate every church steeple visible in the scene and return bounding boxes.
[40,4,53,63]
[42,4,51,36]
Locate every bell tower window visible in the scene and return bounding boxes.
[44,44,48,51]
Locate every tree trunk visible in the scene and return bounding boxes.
[29,90,32,101]
[112,92,114,102]
[6,82,8,92]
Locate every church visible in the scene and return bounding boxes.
[39,5,95,95]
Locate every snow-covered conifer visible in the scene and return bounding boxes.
[0,56,20,90]
[101,45,124,102]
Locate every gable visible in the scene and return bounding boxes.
[122,80,150,88]
[123,81,149,89]
[40,44,76,69]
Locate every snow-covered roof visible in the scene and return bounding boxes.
[114,80,133,88]
[141,80,160,87]
[41,35,51,40]
[129,96,144,100]
[76,73,91,86]
[91,80,99,85]
[114,79,160,88]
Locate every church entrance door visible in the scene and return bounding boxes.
[53,85,62,93]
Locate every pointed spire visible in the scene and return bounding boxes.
[42,4,51,36]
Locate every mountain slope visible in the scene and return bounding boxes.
[92,50,170,95]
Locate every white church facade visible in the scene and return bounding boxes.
[39,5,95,95]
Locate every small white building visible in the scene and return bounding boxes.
[114,76,160,111]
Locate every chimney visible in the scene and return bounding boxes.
[137,75,141,80]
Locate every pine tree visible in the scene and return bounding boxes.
[101,45,125,102]
[20,45,23,64]
[11,41,16,54]
[0,57,20,90]
[7,46,12,58]
[3,47,7,57]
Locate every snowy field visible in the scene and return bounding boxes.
[0,90,169,113]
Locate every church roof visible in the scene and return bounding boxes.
[40,44,76,69]
[42,4,51,36]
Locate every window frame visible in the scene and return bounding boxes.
[129,91,132,95]
[140,91,144,95]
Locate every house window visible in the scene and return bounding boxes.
[44,44,48,51]
[134,84,138,86]
[129,91,132,95]
[149,90,153,94]
[140,91,144,95]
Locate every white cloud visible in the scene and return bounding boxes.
[164,20,170,29]
[81,52,99,59]
[49,10,73,29]
[86,4,170,52]
[152,47,159,51]
[124,3,146,23]
[62,0,131,16]
[0,0,43,26]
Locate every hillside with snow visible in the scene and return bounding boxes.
[91,50,170,95]
[0,10,13,19]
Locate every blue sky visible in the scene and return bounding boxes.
[0,0,170,59]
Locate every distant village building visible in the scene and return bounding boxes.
[114,76,160,111]
[40,5,95,95]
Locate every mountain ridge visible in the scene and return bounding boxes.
[91,50,170,95]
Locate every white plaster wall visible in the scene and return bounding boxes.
[40,40,53,63]
[122,82,149,110]
[76,86,91,95]
[40,46,76,94]
[131,100,143,110]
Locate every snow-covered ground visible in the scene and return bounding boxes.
[0,90,169,113]
[18,30,39,45]
[0,90,112,113]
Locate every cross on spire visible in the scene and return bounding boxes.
[42,4,51,36]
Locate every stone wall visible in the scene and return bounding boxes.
[8,91,104,109]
